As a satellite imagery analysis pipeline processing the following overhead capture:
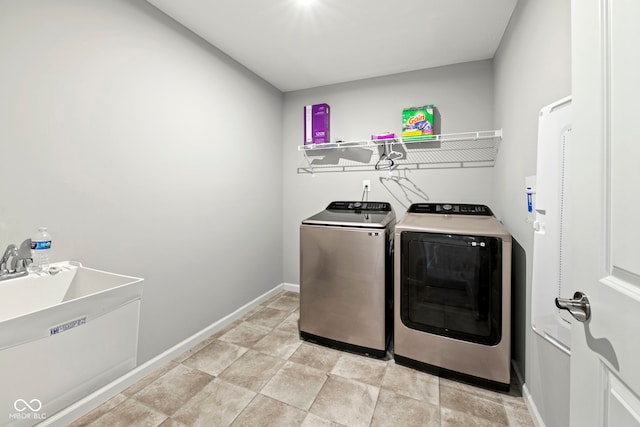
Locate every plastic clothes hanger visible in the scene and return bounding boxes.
[375,141,397,170]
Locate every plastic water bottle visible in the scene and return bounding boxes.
[31,227,52,273]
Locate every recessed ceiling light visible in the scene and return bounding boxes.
[299,0,316,6]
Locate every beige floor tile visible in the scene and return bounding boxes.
[230,394,307,427]
[331,353,388,387]
[132,364,213,416]
[70,291,536,427]
[171,378,255,427]
[282,290,300,298]
[261,361,328,410]
[289,342,342,372]
[300,413,343,427]
[381,362,439,405]
[218,322,272,348]
[252,329,301,359]
[218,349,285,392]
[86,398,167,427]
[440,377,506,403]
[245,307,292,329]
[123,362,179,397]
[68,394,128,426]
[261,292,283,305]
[266,293,300,312]
[211,320,243,338]
[241,304,266,321]
[172,345,205,365]
[275,311,300,335]
[441,407,508,427]
[504,400,536,427]
[309,375,379,427]
[172,326,234,364]
[182,339,248,376]
[158,418,188,427]
[371,389,440,427]
[440,383,509,425]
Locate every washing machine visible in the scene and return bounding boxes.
[394,203,512,390]
[299,201,395,358]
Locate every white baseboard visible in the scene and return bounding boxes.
[511,360,544,427]
[283,282,299,293]
[523,384,545,427]
[41,282,291,426]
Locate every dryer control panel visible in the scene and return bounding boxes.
[408,203,493,216]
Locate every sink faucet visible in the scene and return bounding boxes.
[0,244,18,271]
[0,239,33,281]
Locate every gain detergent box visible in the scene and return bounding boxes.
[402,105,434,141]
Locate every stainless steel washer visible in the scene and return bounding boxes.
[394,203,512,390]
[299,201,395,358]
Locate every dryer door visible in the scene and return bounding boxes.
[400,231,502,345]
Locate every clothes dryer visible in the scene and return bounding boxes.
[394,203,512,390]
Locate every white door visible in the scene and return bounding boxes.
[568,0,640,425]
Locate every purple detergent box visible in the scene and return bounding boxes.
[371,132,396,140]
[304,103,330,144]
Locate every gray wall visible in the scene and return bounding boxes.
[283,60,495,283]
[493,0,572,425]
[0,0,283,363]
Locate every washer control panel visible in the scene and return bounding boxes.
[408,203,493,216]
[327,201,392,211]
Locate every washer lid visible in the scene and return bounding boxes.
[302,201,395,228]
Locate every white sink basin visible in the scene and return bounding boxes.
[0,261,143,350]
[0,261,143,426]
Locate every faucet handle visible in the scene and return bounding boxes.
[17,239,32,258]
[0,244,18,270]
[10,239,33,272]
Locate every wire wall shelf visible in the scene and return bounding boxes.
[297,130,502,174]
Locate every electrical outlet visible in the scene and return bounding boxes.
[362,180,371,192]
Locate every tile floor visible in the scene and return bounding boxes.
[69,291,534,427]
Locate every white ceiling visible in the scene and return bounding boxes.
[146,0,518,92]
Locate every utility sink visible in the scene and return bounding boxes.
[0,261,143,426]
